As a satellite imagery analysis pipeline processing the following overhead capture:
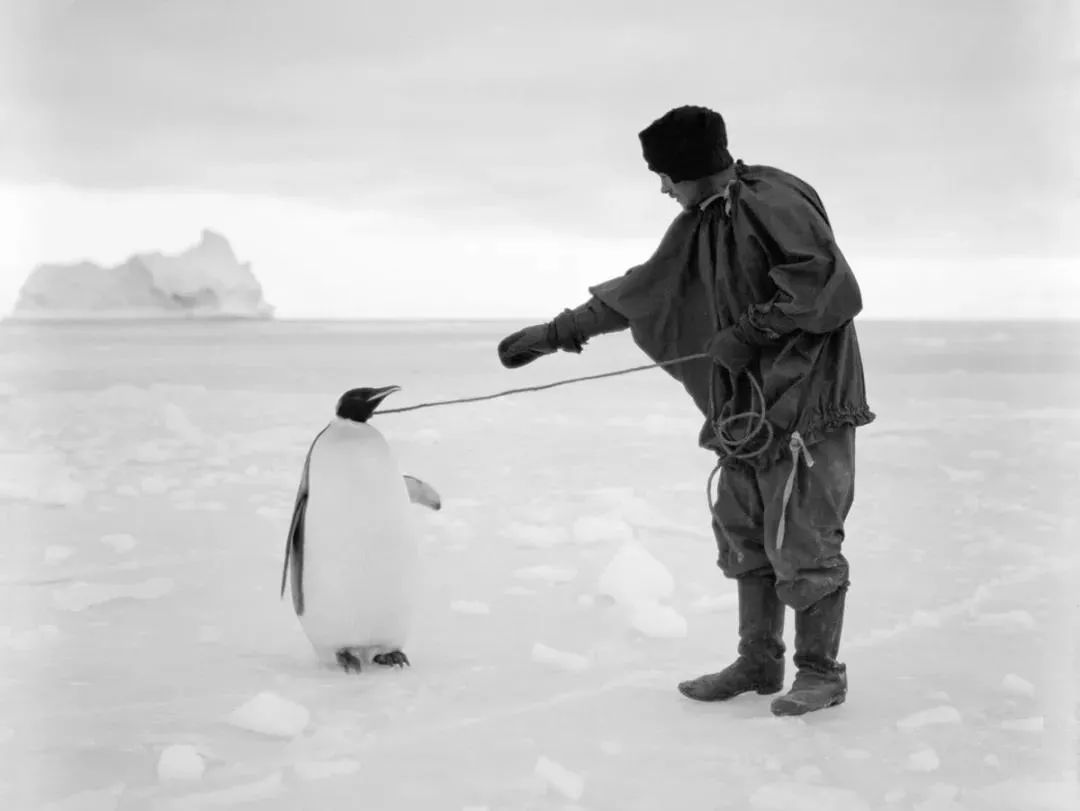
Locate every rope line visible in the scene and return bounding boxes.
[374,351,779,535]
[376,352,712,414]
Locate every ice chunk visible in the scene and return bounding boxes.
[157,745,205,782]
[884,789,907,804]
[228,692,309,738]
[0,727,12,743]
[534,756,585,801]
[628,601,688,639]
[1001,673,1035,697]
[983,753,1001,767]
[587,486,696,533]
[100,533,138,553]
[293,759,361,780]
[1000,716,1044,732]
[451,600,491,616]
[750,783,870,810]
[502,522,570,548]
[572,514,634,545]
[599,740,623,756]
[896,706,961,729]
[531,642,590,672]
[597,542,674,605]
[45,545,75,564]
[906,747,940,771]
[197,626,224,644]
[513,565,577,584]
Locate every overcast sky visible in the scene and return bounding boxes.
[1,0,1076,318]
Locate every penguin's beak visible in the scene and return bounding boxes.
[369,385,401,404]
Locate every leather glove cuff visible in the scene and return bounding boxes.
[550,309,585,353]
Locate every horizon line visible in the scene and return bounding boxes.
[3,314,1079,325]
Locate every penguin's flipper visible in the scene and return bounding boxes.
[284,489,307,615]
[403,475,441,511]
[282,430,324,615]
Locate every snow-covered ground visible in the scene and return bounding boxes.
[1,318,1077,810]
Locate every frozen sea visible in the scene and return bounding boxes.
[0,317,1077,810]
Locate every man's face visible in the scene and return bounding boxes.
[657,173,693,209]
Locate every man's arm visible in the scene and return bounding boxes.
[707,190,862,372]
[497,296,629,369]
[549,296,631,351]
[737,190,863,345]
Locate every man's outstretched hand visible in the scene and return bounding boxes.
[497,322,559,369]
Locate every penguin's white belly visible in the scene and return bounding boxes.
[299,434,419,659]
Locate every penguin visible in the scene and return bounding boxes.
[280,385,441,673]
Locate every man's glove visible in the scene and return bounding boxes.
[498,322,559,369]
[498,310,583,369]
[704,323,758,375]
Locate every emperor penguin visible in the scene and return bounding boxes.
[280,385,441,672]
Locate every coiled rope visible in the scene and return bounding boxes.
[376,352,776,533]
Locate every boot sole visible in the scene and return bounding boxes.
[677,683,784,701]
[770,692,846,717]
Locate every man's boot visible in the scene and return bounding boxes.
[770,584,848,716]
[678,574,785,701]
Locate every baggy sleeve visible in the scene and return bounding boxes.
[735,186,863,344]
[587,210,699,322]
[549,295,630,352]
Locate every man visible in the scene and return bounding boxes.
[496,105,875,717]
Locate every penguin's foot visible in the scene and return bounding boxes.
[335,648,364,673]
[372,650,410,668]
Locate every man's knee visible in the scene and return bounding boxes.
[765,521,849,610]
[713,521,771,579]
[774,561,849,610]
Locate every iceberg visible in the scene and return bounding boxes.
[8,229,275,320]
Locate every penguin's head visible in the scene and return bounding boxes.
[335,385,401,423]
